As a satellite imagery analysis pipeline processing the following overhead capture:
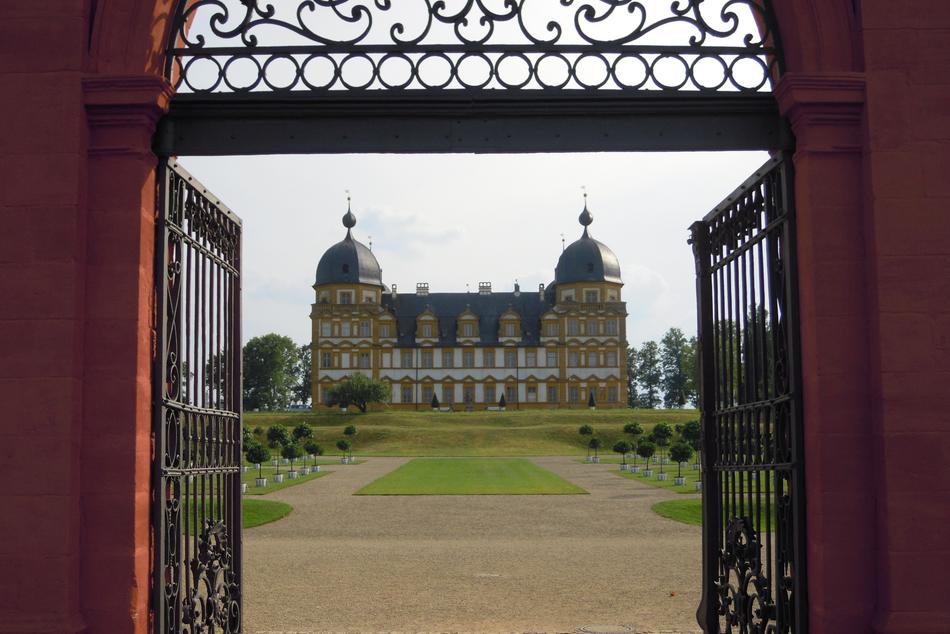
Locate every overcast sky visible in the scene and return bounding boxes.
[180,151,767,349]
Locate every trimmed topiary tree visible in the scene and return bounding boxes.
[266,424,290,449]
[613,440,632,467]
[336,439,351,461]
[579,424,594,458]
[431,393,440,410]
[670,442,693,480]
[282,443,302,473]
[292,423,314,442]
[588,437,601,460]
[588,391,596,409]
[498,393,507,409]
[246,443,270,479]
[650,422,674,471]
[637,440,656,475]
[303,440,323,468]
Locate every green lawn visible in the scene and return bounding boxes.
[242,463,331,495]
[355,458,588,495]
[613,463,703,493]
[651,499,702,526]
[243,499,293,528]
[245,409,698,457]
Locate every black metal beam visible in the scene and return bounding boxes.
[156,93,789,156]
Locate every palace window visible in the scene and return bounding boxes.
[320,387,329,403]
[462,350,474,368]
[586,319,598,335]
[505,386,517,403]
[422,323,433,338]
[462,322,474,337]
[320,352,332,369]
[547,385,558,402]
[421,350,434,369]
[567,319,580,336]
[421,385,434,404]
[401,385,413,403]
[504,322,516,337]
[605,320,618,335]
[569,387,579,403]
[606,350,618,366]
[358,352,371,369]
[483,349,495,368]
[561,289,575,302]
[584,290,599,303]
[545,322,558,337]
[340,322,351,336]
[442,350,453,368]
[359,321,371,336]
[380,324,390,338]
[485,384,496,404]
[608,386,619,402]
[320,321,332,337]
[463,386,475,404]
[526,385,537,402]
[568,351,579,366]
[504,350,517,368]
[588,351,599,367]
[339,291,353,305]
[401,350,413,368]
[442,384,454,404]
[546,350,558,367]
[526,350,536,366]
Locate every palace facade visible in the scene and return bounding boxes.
[310,202,628,409]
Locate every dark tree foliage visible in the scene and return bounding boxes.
[670,442,694,477]
[660,328,689,409]
[498,393,506,408]
[613,440,632,464]
[326,373,389,412]
[588,437,601,457]
[292,423,313,442]
[626,346,641,407]
[588,391,596,408]
[431,393,440,409]
[336,439,352,459]
[636,440,656,462]
[266,424,290,449]
[293,343,312,406]
[680,420,702,451]
[636,341,662,408]
[281,443,302,470]
[303,440,322,458]
[245,443,270,478]
[243,333,299,410]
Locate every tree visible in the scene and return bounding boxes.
[293,343,312,406]
[613,440,632,465]
[588,437,601,459]
[243,333,299,410]
[242,426,252,445]
[325,372,389,413]
[579,424,594,457]
[626,345,641,407]
[682,336,698,406]
[292,423,313,443]
[266,424,290,449]
[245,443,270,479]
[344,425,357,456]
[282,443,302,471]
[637,440,656,467]
[660,327,689,408]
[498,393,506,409]
[623,422,643,446]
[431,393,440,409]
[336,439,351,459]
[650,422,674,471]
[588,391,596,408]
[636,341,662,408]
[303,440,323,467]
[670,442,694,478]
[680,420,702,453]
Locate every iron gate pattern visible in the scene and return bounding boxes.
[690,156,806,634]
[166,0,783,95]
[154,160,243,634]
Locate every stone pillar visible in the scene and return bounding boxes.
[775,73,876,634]
[81,74,171,634]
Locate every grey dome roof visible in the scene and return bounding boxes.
[554,205,622,285]
[315,209,383,287]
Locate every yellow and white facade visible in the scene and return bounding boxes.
[310,204,628,410]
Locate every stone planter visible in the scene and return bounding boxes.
[695,481,703,492]
[241,465,249,473]
[341,457,349,464]
[253,463,261,470]
[282,458,290,465]
[299,467,310,476]
[313,465,321,472]
[340,407,348,414]
[619,463,628,471]
[656,473,668,481]
[674,476,686,486]
[692,463,701,471]
[271,459,279,466]
[643,469,653,477]
[585,456,593,463]
[630,465,641,474]
[273,473,284,483]
[241,483,248,494]
[255,477,267,487]
[591,456,600,463]
[287,471,298,480]
[661,457,670,465]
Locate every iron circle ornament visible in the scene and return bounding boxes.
[416,52,455,89]
[165,0,784,95]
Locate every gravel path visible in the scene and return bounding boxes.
[244,457,702,634]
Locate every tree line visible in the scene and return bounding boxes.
[627,327,698,409]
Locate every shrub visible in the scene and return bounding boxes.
[588,437,602,458]
[336,439,351,459]
[431,393,440,409]
[326,372,389,412]
[303,440,323,466]
[637,440,656,465]
[292,423,314,442]
[245,443,270,478]
[281,443,302,470]
[498,393,506,409]
[613,440,632,465]
[670,442,694,478]
[266,424,290,448]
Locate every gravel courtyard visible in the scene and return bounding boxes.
[244,457,702,634]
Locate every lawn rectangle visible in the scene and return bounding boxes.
[355,458,587,495]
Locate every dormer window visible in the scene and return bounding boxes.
[504,323,515,337]
[422,324,433,338]
[463,322,474,337]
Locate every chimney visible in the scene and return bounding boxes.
[391,283,397,299]
[416,282,429,296]
[539,283,545,299]
[478,282,492,295]
[513,281,521,297]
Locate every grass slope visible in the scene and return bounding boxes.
[245,409,697,456]
[613,465,702,493]
[651,499,702,526]
[242,464,332,495]
[243,499,293,528]
[355,458,588,495]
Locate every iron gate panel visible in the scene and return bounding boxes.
[153,159,243,634]
[690,155,806,634]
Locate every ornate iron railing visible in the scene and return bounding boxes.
[690,155,807,634]
[153,160,243,634]
[165,0,783,95]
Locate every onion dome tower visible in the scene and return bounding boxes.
[554,196,623,286]
[314,199,383,287]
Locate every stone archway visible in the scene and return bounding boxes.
[7,1,950,633]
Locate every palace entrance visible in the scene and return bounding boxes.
[152,2,805,633]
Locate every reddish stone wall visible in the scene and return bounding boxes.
[0,1,947,633]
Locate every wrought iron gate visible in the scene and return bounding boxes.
[690,155,807,634]
[153,159,243,633]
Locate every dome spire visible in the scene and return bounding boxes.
[578,187,593,237]
[342,190,357,239]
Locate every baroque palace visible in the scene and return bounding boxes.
[310,201,628,410]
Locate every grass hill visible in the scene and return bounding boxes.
[244,408,698,457]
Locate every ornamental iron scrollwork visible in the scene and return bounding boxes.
[154,160,243,634]
[690,156,806,633]
[166,0,783,94]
